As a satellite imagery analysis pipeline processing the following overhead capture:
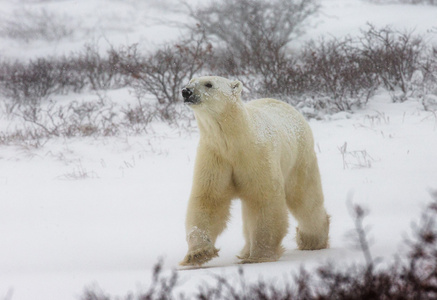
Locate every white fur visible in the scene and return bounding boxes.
[180,76,329,266]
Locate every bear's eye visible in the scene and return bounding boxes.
[205,83,213,88]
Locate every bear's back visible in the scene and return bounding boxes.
[245,98,310,147]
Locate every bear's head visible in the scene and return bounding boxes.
[182,76,243,114]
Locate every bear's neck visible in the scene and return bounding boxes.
[194,101,251,159]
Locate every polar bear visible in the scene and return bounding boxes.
[180,76,329,266]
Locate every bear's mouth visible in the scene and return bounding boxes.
[184,96,200,105]
[182,88,200,105]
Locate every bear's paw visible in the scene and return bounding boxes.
[179,245,219,266]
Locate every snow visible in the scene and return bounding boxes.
[295,0,437,47]
[1,0,437,299]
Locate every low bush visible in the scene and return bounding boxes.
[0,42,137,108]
[0,58,68,106]
[119,32,213,109]
[0,95,195,147]
[416,47,437,110]
[300,37,378,111]
[11,100,120,139]
[75,43,127,91]
[0,33,211,125]
[359,24,425,101]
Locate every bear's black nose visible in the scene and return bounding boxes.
[182,88,193,100]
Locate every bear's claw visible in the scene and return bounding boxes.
[180,246,219,266]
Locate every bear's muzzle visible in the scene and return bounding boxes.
[182,88,199,105]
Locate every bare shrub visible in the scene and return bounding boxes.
[12,100,120,138]
[122,105,154,128]
[421,47,437,86]
[359,24,425,101]
[417,47,437,110]
[400,191,437,298]
[0,128,49,149]
[75,43,127,91]
[187,0,319,95]
[119,32,213,120]
[319,194,437,300]
[121,101,157,134]
[56,56,88,93]
[0,96,171,145]
[81,259,178,300]
[266,61,314,100]
[187,0,318,73]
[0,44,132,111]
[0,58,69,107]
[294,26,427,110]
[0,8,74,43]
[57,161,99,180]
[300,37,378,111]
[81,285,111,300]
[338,142,375,169]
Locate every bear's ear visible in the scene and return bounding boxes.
[231,80,243,95]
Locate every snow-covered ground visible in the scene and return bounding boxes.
[1,0,437,299]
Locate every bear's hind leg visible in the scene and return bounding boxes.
[295,205,330,250]
[239,200,288,264]
[237,203,251,260]
[287,158,330,250]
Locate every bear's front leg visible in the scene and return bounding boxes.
[180,195,233,266]
[180,148,234,266]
